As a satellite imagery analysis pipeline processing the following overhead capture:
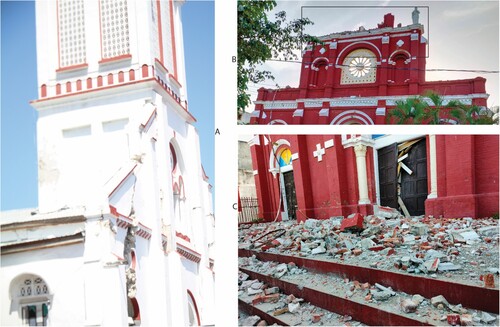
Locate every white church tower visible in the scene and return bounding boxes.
[1,0,215,326]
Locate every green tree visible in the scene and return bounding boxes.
[237,0,318,118]
[387,97,427,124]
[388,91,498,125]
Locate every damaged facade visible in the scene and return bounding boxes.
[1,1,214,326]
[248,134,499,221]
[239,133,499,326]
[250,11,490,125]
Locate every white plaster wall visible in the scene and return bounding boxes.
[1,244,85,326]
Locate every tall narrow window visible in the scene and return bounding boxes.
[100,0,130,59]
[58,0,86,68]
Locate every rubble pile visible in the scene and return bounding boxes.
[239,256,499,326]
[238,270,364,326]
[239,212,499,286]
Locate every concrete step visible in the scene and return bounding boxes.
[239,248,499,314]
[239,280,364,326]
[239,266,435,326]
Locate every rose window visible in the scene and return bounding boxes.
[349,57,372,77]
[341,48,377,84]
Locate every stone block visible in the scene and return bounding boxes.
[401,299,418,313]
[411,223,428,236]
[431,295,449,308]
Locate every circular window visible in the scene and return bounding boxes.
[348,57,372,77]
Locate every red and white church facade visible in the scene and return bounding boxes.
[248,134,499,222]
[250,11,489,125]
[1,1,214,326]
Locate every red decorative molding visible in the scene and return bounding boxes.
[154,58,169,74]
[98,54,132,65]
[56,63,89,73]
[175,231,191,243]
[176,243,201,263]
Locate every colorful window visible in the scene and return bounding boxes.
[278,148,292,167]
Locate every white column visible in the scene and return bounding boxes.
[354,144,371,204]
[428,134,438,199]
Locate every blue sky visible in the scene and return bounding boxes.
[0,1,214,211]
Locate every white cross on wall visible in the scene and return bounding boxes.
[313,143,325,161]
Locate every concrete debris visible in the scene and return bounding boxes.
[371,290,393,301]
[449,304,467,314]
[431,295,450,308]
[424,258,440,272]
[374,283,396,296]
[477,226,498,237]
[240,315,260,326]
[374,205,400,219]
[288,302,300,313]
[239,272,249,281]
[311,245,326,255]
[438,262,462,271]
[256,320,267,326]
[481,312,497,324]
[460,314,473,326]
[400,299,418,313]
[450,228,480,243]
[239,215,499,300]
[411,223,428,235]
[250,281,263,290]
[411,294,425,305]
[264,287,279,295]
[247,288,263,295]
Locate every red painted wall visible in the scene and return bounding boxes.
[252,135,375,221]
[425,135,499,218]
[250,13,488,125]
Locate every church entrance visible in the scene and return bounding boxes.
[281,170,298,221]
[377,138,428,216]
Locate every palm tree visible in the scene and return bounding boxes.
[387,97,427,124]
[389,91,498,125]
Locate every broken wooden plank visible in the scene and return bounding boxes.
[398,153,409,162]
[398,196,411,218]
[400,162,413,175]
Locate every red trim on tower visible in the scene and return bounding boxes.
[154,58,169,74]
[56,63,89,73]
[156,0,164,64]
[108,164,137,198]
[187,290,202,326]
[168,0,178,79]
[98,54,132,65]
[176,231,191,243]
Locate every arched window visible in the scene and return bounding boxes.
[340,48,377,84]
[389,51,411,84]
[310,58,329,88]
[10,274,51,326]
[278,148,292,168]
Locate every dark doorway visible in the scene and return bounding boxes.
[400,139,428,216]
[283,171,298,220]
[378,142,398,209]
